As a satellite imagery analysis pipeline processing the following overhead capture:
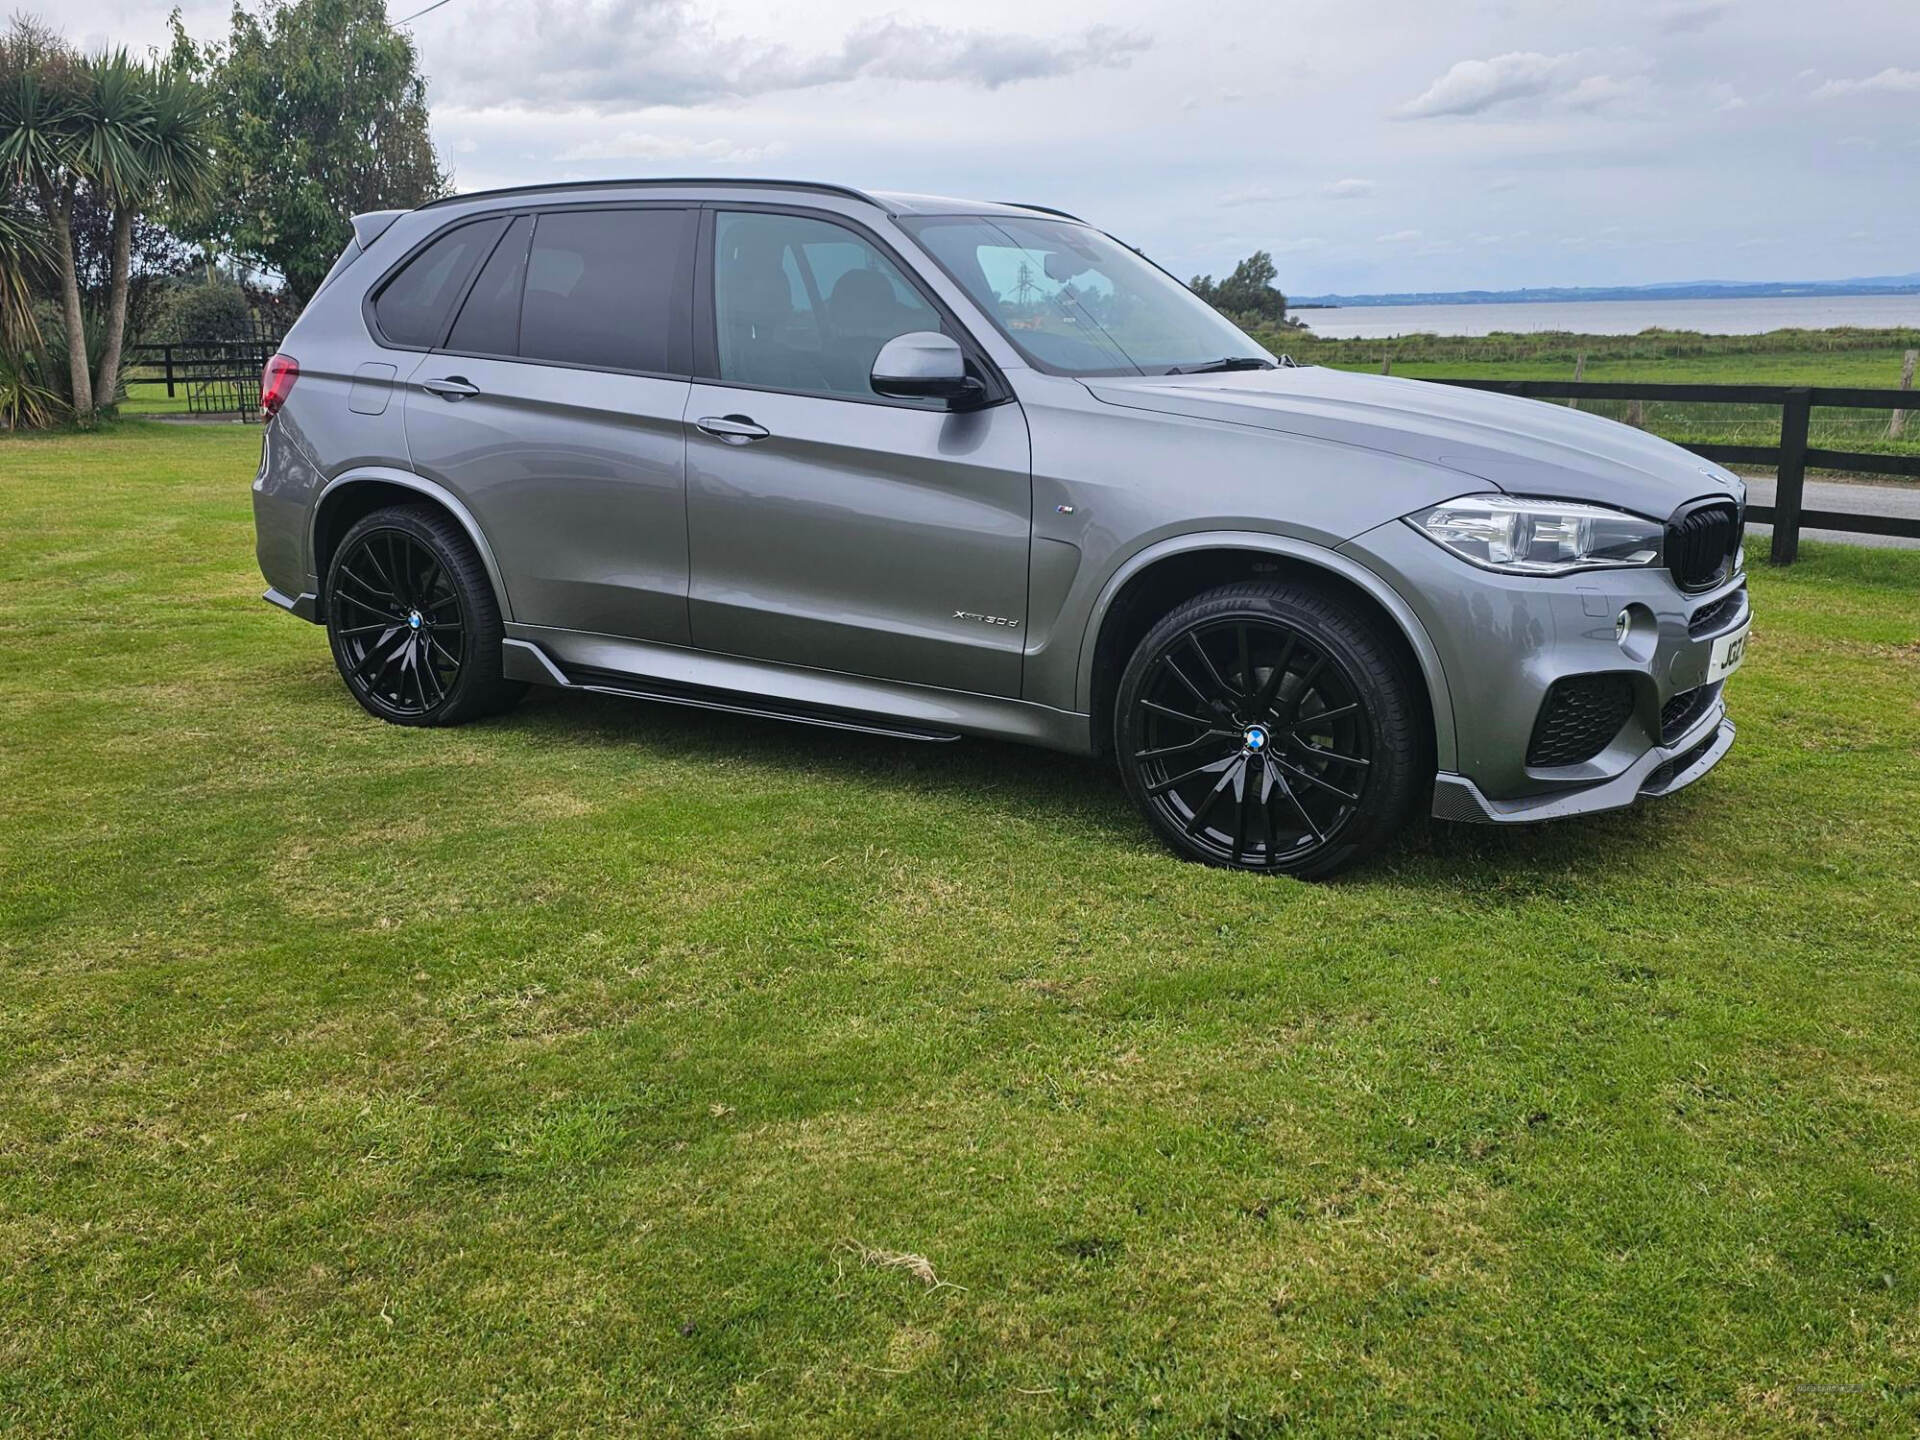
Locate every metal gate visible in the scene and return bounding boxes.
[128,323,285,422]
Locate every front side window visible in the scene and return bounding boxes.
[900,214,1272,377]
[518,209,689,372]
[712,210,942,399]
[372,217,507,348]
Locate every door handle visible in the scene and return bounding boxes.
[421,376,480,400]
[695,414,770,444]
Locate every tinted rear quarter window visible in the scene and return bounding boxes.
[446,215,532,357]
[372,218,506,348]
[519,209,688,373]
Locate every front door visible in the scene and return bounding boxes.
[685,208,1032,697]
[401,205,696,642]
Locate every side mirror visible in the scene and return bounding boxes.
[870,331,985,407]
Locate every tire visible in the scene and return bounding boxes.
[324,504,526,727]
[1114,580,1428,878]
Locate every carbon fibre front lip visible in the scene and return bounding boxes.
[1431,711,1734,824]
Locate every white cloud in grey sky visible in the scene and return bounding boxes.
[49,0,1920,295]
[1811,67,1920,98]
[422,1,1147,109]
[1394,52,1572,119]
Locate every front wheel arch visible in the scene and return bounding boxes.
[1079,535,1455,773]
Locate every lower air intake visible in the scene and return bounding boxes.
[1527,673,1636,768]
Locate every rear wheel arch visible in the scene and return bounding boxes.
[1081,535,1456,772]
[311,472,513,622]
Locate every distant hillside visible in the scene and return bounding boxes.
[1293,274,1920,308]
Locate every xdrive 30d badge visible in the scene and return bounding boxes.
[253,179,1749,877]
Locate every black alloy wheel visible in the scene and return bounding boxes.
[1115,581,1426,877]
[325,505,524,726]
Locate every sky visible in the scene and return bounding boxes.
[53,0,1920,296]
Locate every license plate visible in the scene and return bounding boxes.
[1706,622,1750,683]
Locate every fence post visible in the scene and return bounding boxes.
[1890,349,1916,439]
[1770,388,1811,566]
[164,344,175,398]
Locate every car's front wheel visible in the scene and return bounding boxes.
[324,505,525,727]
[1114,580,1428,878]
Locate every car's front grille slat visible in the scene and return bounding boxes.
[1667,501,1743,591]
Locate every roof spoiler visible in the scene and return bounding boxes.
[351,209,406,250]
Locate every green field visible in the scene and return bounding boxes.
[1252,326,1920,464]
[4,423,1919,1436]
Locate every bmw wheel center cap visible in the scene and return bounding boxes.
[407,609,423,630]
[1244,724,1269,752]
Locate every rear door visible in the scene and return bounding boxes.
[398,205,697,642]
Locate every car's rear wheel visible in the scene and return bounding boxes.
[1115,580,1427,877]
[324,505,525,727]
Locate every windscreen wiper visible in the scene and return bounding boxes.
[1164,356,1278,375]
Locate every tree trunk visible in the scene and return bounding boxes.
[94,205,133,412]
[41,185,93,422]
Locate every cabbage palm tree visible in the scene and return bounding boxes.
[1,23,212,421]
[0,193,45,352]
[0,19,90,416]
[88,56,212,409]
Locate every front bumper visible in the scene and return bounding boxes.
[1433,715,1734,823]
[1341,517,1746,825]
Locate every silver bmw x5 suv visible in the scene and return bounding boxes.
[253,178,1750,877]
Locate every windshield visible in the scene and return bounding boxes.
[899,214,1274,377]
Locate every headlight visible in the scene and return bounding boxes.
[1407,494,1663,577]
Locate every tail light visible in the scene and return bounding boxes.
[260,353,299,417]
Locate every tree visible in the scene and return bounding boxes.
[0,19,212,421]
[0,16,92,414]
[64,182,200,354]
[1189,250,1295,329]
[170,0,448,305]
[89,57,212,409]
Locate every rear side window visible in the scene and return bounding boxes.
[519,209,688,373]
[372,218,506,348]
[446,215,532,357]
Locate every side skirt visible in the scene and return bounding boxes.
[501,629,1095,755]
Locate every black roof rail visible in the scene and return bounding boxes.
[415,176,886,212]
[998,201,1087,223]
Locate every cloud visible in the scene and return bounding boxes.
[1217,184,1284,207]
[426,1,1148,110]
[1322,178,1377,199]
[1376,229,1423,244]
[1394,52,1570,119]
[1811,68,1920,98]
[1658,2,1727,34]
[1563,73,1650,111]
[554,132,783,163]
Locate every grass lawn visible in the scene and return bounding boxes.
[3,422,1919,1437]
